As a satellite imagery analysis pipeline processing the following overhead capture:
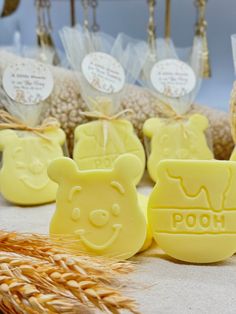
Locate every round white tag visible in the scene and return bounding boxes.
[2,61,54,105]
[81,52,125,94]
[150,59,196,98]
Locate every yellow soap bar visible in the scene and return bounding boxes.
[148,159,236,263]
[73,119,145,185]
[48,155,146,260]
[143,114,214,182]
[0,128,65,205]
[138,193,153,252]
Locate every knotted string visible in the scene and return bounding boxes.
[0,110,60,141]
[152,95,192,140]
[79,108,134,151]
[79,108,134,121]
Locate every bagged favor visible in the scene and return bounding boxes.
[138,37,214,182]
[0,59,67,205]
[61,26,146,184]
[0,51,231,161]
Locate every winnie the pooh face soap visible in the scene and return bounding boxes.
[0,128,65,205]
[143,114,213,182]
[148,160,236,263]
[48,155,146,260]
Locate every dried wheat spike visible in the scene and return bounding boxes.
[0,252,138,314]
[0,254,92,314]
[0,231,133,282]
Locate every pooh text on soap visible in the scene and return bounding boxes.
[94,156,115,168]
[172,212,225,231]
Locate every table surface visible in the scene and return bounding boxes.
[0,177,235,314]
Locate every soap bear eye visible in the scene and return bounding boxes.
[71,208,81,221]
[111,203,121,216]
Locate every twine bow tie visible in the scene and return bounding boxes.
[79,108,134,151]
[79,108,134,121]
[0,110,60,140]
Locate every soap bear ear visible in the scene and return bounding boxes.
[113,154,142,183]
[44,128,65,145]
[188,114,209,131]
[0,130,18,151]
[143,118,164,137]
[48,157,78,183]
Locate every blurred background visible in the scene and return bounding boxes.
[0,0,235,111]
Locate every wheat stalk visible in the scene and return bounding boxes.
[0,231,133,280]
[0,231,139,313]
[0,253,92,314]
[0,252,138,314]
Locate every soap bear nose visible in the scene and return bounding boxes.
[89,209,110,227]
[29,159,44,174]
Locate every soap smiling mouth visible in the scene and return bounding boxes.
[19,176,49,190]
[75,224,122,251]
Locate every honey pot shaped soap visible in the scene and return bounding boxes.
[143,114,213,182]
[0,128,65,205]
[148,160,236,263]
[48,155,147,260]
[73,119,145,185]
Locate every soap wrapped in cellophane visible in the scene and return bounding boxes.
[137,38,213,182]
[0,59,67,205]
[61,26,146,185]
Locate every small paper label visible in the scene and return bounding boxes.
[81,52,125,94]
[2,61,54,105]
[150,59,196,98]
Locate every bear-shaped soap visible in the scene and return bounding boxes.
[143,114,213,182]
[48,155,147,260]
[148,159,236,263]
[73,119,145,185]
[0,128,65,205]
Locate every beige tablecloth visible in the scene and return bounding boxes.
[0,178,235,314]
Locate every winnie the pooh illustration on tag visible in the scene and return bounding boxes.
[148,160,236,263]
[48,155,147,259]
[73,119,145,185]
[0,128,65,205]
[143,114,213,182]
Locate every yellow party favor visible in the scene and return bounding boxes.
[143,114,213,182]
[48,155,146,260]
[0,128,65,205]
[138,193,153,252]
[148,159,236,263]
[73,119,146,185]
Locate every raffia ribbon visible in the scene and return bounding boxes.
[79,108,134,151]
[79,108,134,121]
[0,110,60,140]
